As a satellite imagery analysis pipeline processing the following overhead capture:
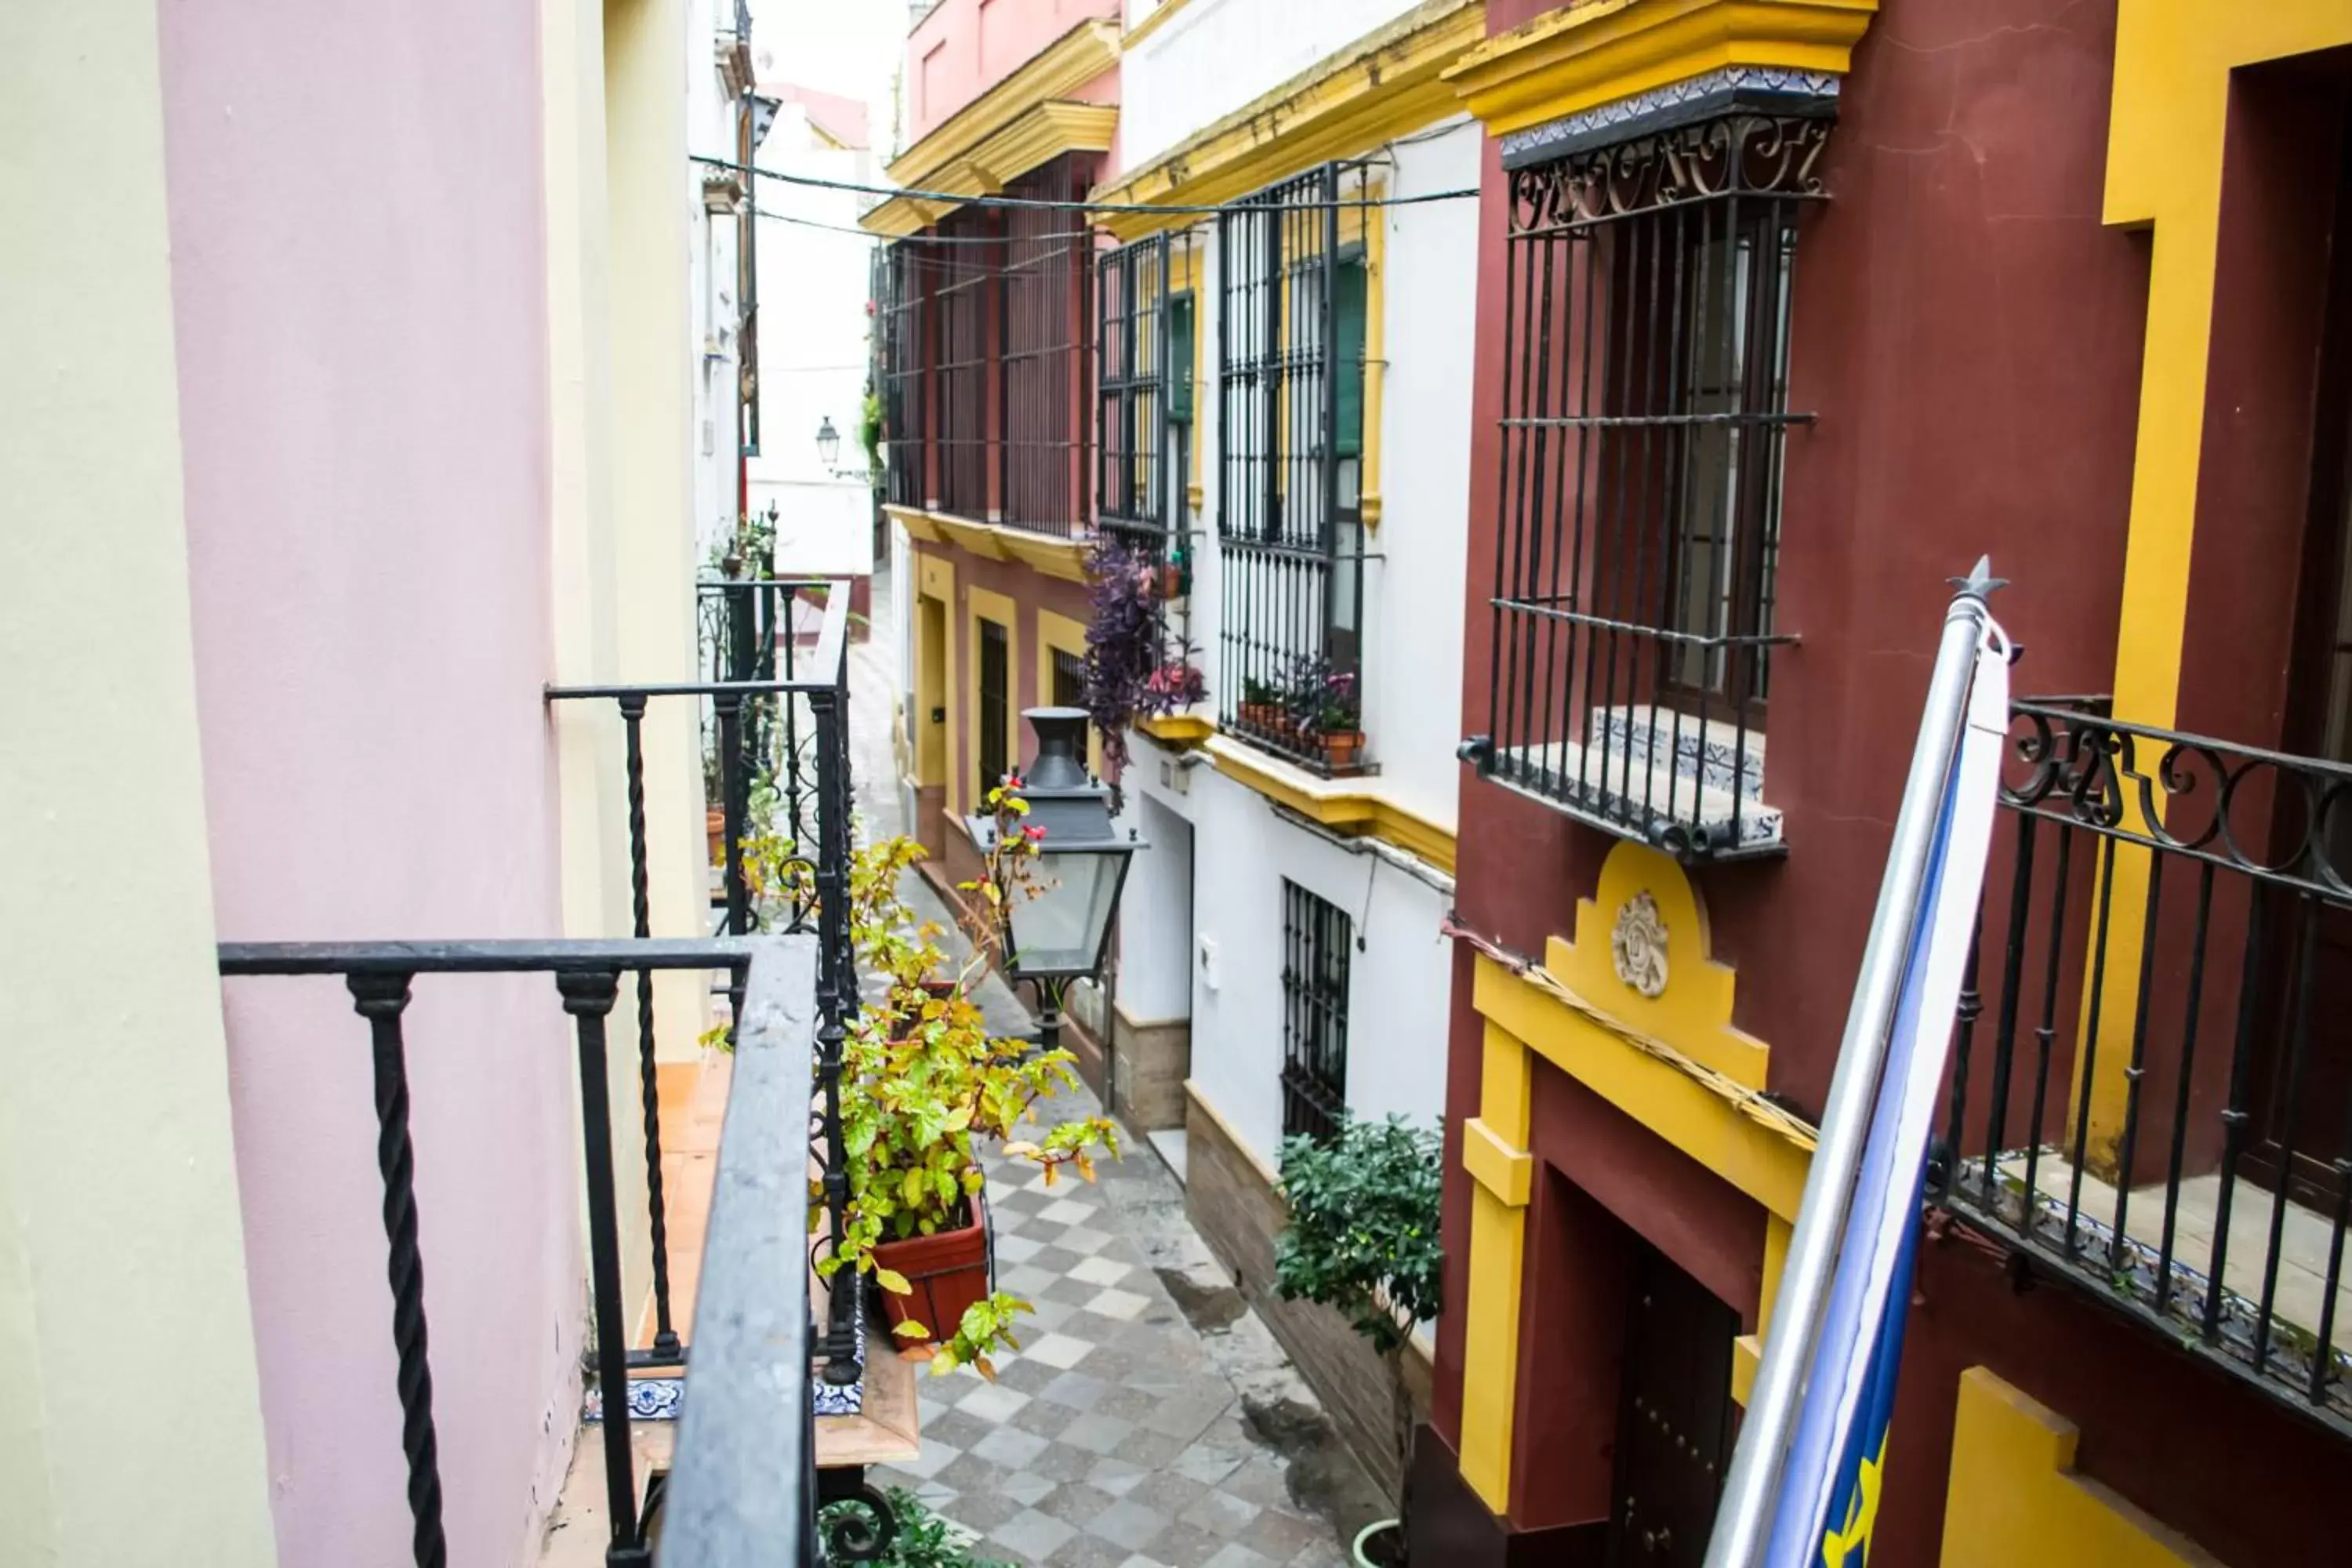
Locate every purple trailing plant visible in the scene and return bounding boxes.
[1081,533,1203,802]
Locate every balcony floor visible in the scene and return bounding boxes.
[1965,1151,2352,1416]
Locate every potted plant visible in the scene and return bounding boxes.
[1273,1115,1443,1567]
[820,783,1122,1377]
[1239,675,1283,735]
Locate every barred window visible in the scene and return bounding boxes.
[1476,111,1824,860]
[877,242,927,510]
[1096,231,1203,553]
[978,618,1009,801]
[933,209,996,519]
[1217,162,1373,776]
[1051,646,1085,709]
[1279,880,1352,1144]
[1003,161,1091,535]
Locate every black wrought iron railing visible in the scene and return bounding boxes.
[547,582,858,1380]
[1937,698,2352,1438]
[217,938,789,1568]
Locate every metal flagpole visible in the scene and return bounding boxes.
[1703,561,2003,1568]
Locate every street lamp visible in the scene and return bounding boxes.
[964,707,1144,1054]
[815,415,841,470]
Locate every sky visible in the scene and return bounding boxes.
[751,0,909,157]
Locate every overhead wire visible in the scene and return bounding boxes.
[691,153,1479,215]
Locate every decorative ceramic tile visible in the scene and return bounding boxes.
[1502,65,1842,168]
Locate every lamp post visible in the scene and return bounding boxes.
[964,707,1144,1057]
[815,415,841,470]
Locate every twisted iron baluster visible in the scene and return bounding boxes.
[559,967,644,1562]
[347,971,447,1568]
[619,695,680,1363]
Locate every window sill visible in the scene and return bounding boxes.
[1198,732,1457,876]
[1483,706,1784,860]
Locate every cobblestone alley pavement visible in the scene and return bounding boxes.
[847,573,1379,1566]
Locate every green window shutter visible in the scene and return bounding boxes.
[1166,292,1196,425]
[1334,258,1367,458]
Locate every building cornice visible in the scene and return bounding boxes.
[1087,0,1484,244]
[861,20,1122,236]
[1444,0,1875,137]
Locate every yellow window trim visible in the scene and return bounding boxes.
[1120,0,1198,53]
[1035,608,1104,775]
[916,554,960,815]
[1444,0,1878,136]
[1089,0,1484,242]
[967,585,1020,811]
[1138,712,1214,745]
[2068,1,2352,1178]
[862,20,1122,235]
[1200,732,1457,874]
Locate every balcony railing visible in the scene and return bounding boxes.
[549,583,861,1384]
[229,579,884,1567]
[1937,698,2352,1439]
[217,938,804,1567]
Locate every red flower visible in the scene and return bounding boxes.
[1004,773,1024,789]
[1023,824,1047,841]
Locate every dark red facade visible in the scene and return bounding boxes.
[1425,1,2352,1561]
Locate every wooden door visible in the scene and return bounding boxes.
[1610,1241,1739,1567]
[2252,107,2352,1200]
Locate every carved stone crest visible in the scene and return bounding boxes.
[1611,891,1669,999]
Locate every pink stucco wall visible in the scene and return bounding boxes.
[160,5,582,1564]
[906,0,1122,145]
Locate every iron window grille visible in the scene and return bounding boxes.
[1217,162,1374,776]
[1280,880,1352,1144]
[877,241,927,510]
[1051,646,1086,710]
[1096,230,1204,556]
[977,617,1010,801]
[1469,111,1826,860]
[933,207,997,518]
[1001,159,1094,536]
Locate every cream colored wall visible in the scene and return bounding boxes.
[0,2,277,1562]
[604,0,710,1066]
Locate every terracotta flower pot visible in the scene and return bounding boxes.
[706,808,726,866]
[871,1196,990,1346]
[1320,729,1365,770]
[1155,563,1185,601]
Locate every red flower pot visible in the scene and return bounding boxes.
[870,1196,990,1345]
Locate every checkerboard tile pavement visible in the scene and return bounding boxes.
[866,1129,1352,1568]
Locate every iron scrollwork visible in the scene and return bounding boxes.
[817,1479,899,1563]
[2003,697,2352,901]
[1508,113,1831,237]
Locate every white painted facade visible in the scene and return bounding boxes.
[1119,0,1436,170]
[1106,0,1479,1181]
[689,0,748,568]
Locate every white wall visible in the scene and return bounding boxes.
[1117,0,1430,172]
[1123,748,1453,1163]
[1120,792,1196,1022]
[689,0,746,564]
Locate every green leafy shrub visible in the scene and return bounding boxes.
[1274,1113,1443,1539]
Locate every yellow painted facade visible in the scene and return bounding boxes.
[2066,0,2352,1171]
[1445,0,1877,136]
[0,4,280,1555]
[862,20,1123,237]
[1939,1369,2225,1567]
[915,553,960,814]
[1090,0,1486,241]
